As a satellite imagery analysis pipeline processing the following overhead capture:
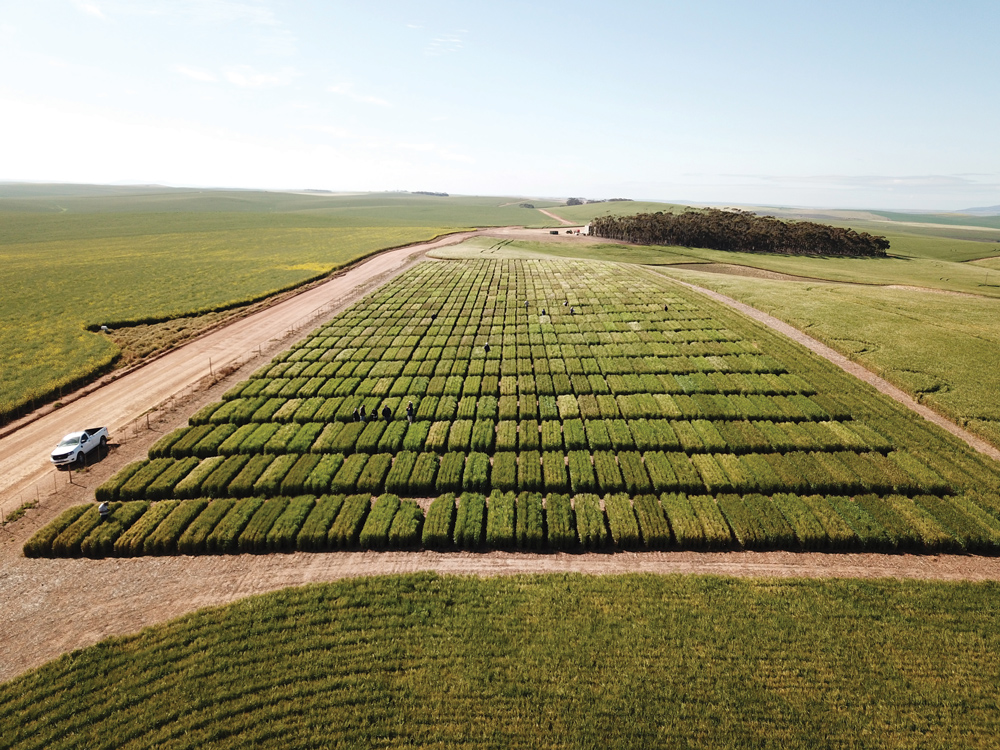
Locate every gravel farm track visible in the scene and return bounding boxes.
[4,225,1000,684]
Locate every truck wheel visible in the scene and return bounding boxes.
[100,436,107,449]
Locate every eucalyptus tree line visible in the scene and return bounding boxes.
[590,208,890,257]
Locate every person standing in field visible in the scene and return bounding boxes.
[406,401,414,423]
[382,405,392,422]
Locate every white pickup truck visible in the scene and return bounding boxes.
[50,427,109,466]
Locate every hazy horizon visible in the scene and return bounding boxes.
[2,1,997,211]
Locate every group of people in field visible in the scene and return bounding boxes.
[351,403,406,424]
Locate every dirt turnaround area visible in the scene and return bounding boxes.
[5,236,1000,684]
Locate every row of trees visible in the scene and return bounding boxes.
[566,197,633,206]
[590,208,890,257]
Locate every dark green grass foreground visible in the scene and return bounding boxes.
[3,574,999,749]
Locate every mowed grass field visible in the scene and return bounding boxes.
[0,187,562,423]
[3,573,1000,749]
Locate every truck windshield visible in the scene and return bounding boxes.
[57,436,81,447]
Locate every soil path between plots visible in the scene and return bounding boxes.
[666,274,1000,461]
[3,549,1000,683]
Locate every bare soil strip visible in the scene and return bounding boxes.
[4,549,1000,684]
[667,274,1000,462]
[538,208,575,226]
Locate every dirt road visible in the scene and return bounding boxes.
[538,208,576,226]
[0,231,479,517]
[3,548,1000,683]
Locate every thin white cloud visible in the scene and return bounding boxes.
[395,142,435,153]
[72,0,105,18]
[224,65,297,88]
[328,84,390,107]
[438,149,474,164]
[173,64,219,83]
[298,125,472,164]
[132,0,278,26]
[425,30,467,57]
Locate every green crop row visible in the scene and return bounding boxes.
[28,487,1000,558]
[222,365,814,408]
[98,443,954,505]
[196,387,846,429]
[265,329,763,365]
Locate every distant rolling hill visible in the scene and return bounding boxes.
[960,205,1000,216]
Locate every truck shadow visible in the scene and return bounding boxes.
[55,442,113,471]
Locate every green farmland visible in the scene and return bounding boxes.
[27,258,1000,557]
[3,574,1000,749]
[0,188,559,423]
[10,202,1000,749]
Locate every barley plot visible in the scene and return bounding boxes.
[28,258,1000,556]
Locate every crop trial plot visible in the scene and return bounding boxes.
[26,258,1000,556]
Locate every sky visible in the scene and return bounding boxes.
[1,0,997,210]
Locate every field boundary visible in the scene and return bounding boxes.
[665,272,1000,461]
